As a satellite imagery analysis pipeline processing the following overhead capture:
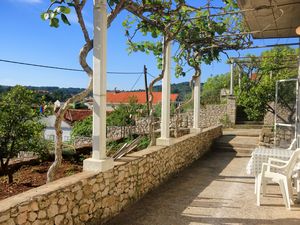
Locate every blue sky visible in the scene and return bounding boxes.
[0,0,298,90]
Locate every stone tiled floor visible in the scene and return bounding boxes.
[105,151,300,225]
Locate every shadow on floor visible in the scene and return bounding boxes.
[101,150,300,225]
[104,151,238,225]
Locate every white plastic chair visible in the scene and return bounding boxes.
[254,138,297,194]
[287,138,297,150]
[256,148,300,209]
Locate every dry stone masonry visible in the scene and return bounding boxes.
[0,126,221,225]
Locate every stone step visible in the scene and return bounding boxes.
[223,129,261,137]
[233,124,263,129]
[215,136,259,148]
[213,146,254,155]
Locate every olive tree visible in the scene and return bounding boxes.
[0,86,46,183]
[237,46,298,121]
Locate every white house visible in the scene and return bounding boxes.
[40,115,72,142]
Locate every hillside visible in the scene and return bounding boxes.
[0,82,195,102]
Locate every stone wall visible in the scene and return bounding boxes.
[264,103,295,125]
[0,126,222,225]
[177,97,236,129]
[226,97,236,126]
[262,103,295,148]
[259,126,295,149]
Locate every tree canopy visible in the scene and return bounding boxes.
[0,86,46,183]
[237,46,298,121]
[201,73,230,105]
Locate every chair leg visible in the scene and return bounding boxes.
[287,177,294,203]
[279,179,291,210]
[262,177,267,196]
[257,175,262,206]
[283,178,291,209]
[254,176,257,194]
[297,179,300,199]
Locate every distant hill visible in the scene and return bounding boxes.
[0,85,85,102]
[0,82,197,102]
[153,82,192,101]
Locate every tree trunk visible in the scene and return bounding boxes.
[47,40,93,183]
[8,171,13,184]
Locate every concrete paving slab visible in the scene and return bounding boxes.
[105,151,300,225]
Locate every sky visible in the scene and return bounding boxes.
[0,0,299,90]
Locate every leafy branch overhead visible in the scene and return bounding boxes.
[40,0,254,178]
[41,1,73,28]
[123,0,252,77]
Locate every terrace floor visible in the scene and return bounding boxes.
[105,151,300,225]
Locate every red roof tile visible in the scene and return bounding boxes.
[250,73,258,81]
[106,91,179,105]
[64,109,92,123]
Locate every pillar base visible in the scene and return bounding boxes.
[190,128,202,133]
[156,137,174,146]
[83,158,114,172]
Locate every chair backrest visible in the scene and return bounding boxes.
[285,148,300,177]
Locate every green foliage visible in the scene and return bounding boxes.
[153,102,176,117]
[137,136,150,149]
[201,73,230,105]
[107,97,147,126]
[219,114,232,128]
[180,93,193,112]
[0,86,46,183]
[123,1,249,77]
[153,81,191,101]
[73,101,88,109]
[71,116,92,139]
[71,98,147,139]
[41,1,73,28]
[0,85,86,103]
[237,46,298,121]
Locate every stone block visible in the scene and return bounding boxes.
[28,212,37,222]
[47,204,58,218]
[38,210,47,219]
[16,212,27,224]
[54,215,64,225]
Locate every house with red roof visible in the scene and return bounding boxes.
[106,91,179,112]
[64,109,92,124]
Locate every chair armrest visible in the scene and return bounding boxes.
[261,162,286,172]
[268,158,288,165]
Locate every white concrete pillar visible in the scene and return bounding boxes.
[230,60,234,96]
[157,40,173,146]
[83,0,113,172]
[191,73,201,133]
